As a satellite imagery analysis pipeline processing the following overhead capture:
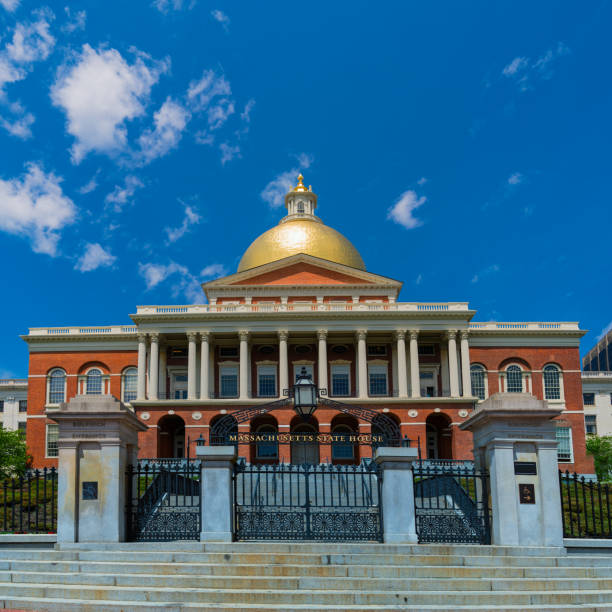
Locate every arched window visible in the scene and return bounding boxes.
[332,425,355,460]
[48,369,66,404]
[506,365,523,393]
[470,364,486,400]
[543,365,561,400]
[256,425,278,459]
[297,201,305,214]
[86,368,103,395]
[122,367,138,403]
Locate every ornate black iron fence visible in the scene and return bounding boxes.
[413,460,491,544]
[125,459,201,541]
[1,468,57,533]
[560,471,611,538]
[233,461,383,541]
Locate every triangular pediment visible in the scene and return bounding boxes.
[203,254,402,291]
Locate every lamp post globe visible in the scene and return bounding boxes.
[293,367,318,420]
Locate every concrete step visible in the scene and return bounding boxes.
[1,583,612,606]
[3,570,612,592]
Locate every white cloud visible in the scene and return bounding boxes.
[200,263,226,279]
[138,97,190,163]
[502,43,570,91]
[211,9,230,30]
[104,175,144,212]
[240,99,255,122]
[207,98,234,129]
[387,189,426,230]
[75,242,116,272]
[138,260,204,302]
[6,10,55,63]
[507,172,523,185]
[152,0,194,13]
[219,142,241,165]
[194,129,214,145]
[598,321,612,341]
[62,7,86,33]
[416,177,428,186]
[186,70,231,112]
[415,274,423,285]
[471,264,500,284]
[260,153,314,208]
[51,44,169,163]
[78,172,99,194]
[0,0,19,11]
[164,203,201,243]
[0,111,34,138]
[0,162,77,256]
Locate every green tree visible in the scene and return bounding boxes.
[586,435,612,482]
[0,428,30,480]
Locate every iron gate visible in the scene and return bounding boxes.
[413,460,491,544]
[126,459,201,541]
[234,461,383,541]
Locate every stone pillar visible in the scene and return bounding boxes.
[356,330,368,399]
[137,333,147,400]
[409,330,420,398]
[200,332,210,400]
[447,330,459,398]
[197,445,237,542]
[278,331,289,397]
[317,329,328,393]
[149,333,159,400]
[395,330,408,398]
[187,332,197,400]
[374,447,419,543]
[460,392,564,547]
[158,344,167,398]
[460,330,471,397]
[239,331,249,400]
[48,395,146,544]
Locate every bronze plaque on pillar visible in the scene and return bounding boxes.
[518,483,535,504]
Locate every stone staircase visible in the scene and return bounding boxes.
[0,542,611,611]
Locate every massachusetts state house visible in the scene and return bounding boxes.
[23,175,592,473]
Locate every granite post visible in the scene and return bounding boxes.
[460,392,564,547]
[47,395,146,544]
[374,446,419,543]
[197,445,237,542]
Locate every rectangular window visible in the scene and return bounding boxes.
[585,414,597,435]
[219,346,238,358]
[46,424,59,458]
[19,400,27,412]
[258,365,277,397]
[331,364,350,397]
[367,345,387,357]
[0,401,3,413]
[123,375,137,403]
[556,427,573,463]
[583,393,595,406]
[368,364,388,396]
[418,344,435,356]
[420,372,435,397]
[173,374,188,400]
[220,366,239,398]
[18,422,26,433]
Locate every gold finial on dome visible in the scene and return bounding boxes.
[293,173,307,192]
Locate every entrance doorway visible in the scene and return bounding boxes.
[158,415,186,458]
[291,420,319,464]
[425,413,452,459]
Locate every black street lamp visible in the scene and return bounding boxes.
[293,367,318,421]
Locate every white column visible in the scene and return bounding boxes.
[409,330,420,398]
[200,332,210,400]
[239,331,249,400]
[440,344,450,396]
[158,344,167,398]
[137,334,147,400]
[356,330,367,398]
[278,331,289,397]
[396,330,408,398]
[460,330,471,397]
[149,333,159,400]
[447,330,459,398]
[317,329,328,393]
[187,332,197,400]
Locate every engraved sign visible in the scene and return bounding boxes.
[227,432,384,444]
[519,483,535,504]
[514,461,537,475]
[82,481,98,500]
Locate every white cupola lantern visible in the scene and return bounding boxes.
[285,173,317,218]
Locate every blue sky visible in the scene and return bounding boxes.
[0,1,610,377]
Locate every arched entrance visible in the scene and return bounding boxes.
[250,415,279,464]
[157,415,186,458]
[425,413,452,459]
[290,416,320,465]
[331,414,360,465]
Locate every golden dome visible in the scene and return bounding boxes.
[237,217,366,272]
